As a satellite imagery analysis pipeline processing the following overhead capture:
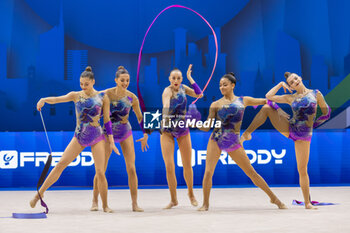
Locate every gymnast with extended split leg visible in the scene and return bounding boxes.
[241,72,331,209]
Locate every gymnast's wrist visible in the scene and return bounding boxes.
[191,82,202,95]
[108,134,114,143]
[104,121,113,135]
[267,100,280,110]
[277,82,284,89]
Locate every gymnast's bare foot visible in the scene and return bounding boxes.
[164,200,178,209]
[270,198,288,209]
[240,132,252,145]
[198,204,209,211]
[30,194,41,208]
[305,203,317,210]
[188,194,198,207]
[132,203,144,212]
[90,201,98,211]
[103,206,114,213]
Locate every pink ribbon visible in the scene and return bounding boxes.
[136,5,218,112]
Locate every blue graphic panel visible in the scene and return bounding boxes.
[0,130,349,188]
[0,0,350,133]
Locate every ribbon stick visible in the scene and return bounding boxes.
[136,4,218,112]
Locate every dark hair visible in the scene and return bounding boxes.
[115,66,129,78]
[222,72,236,84]
[80,66,94,80]
[284,72,291,80]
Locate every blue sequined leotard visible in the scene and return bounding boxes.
[211,97,245,152]
[74,92,105,147]
[288,90,318,141]
[107,96,133,143]
[162,84,189,138]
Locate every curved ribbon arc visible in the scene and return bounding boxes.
[136,4,218,112]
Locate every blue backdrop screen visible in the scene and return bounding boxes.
[0,130,349,188]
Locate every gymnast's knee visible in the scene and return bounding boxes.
[165,163,175,174]
[126,165,136,176]
[203,170,214,180]
[262,104,274,113]
[297,166,308,177]
[55,161,69,171]
[95,169,106,179]
[246,169,260,180]
[182,163,193,172]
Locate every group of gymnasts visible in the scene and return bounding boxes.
[30,64,330,212]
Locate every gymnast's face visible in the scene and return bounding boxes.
[80,77,95,93]
[115,73,130,90]
[219,77,235,95]
[169,70,183,90]
[286,73,302,90]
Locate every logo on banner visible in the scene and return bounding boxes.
[0,150,94,169]
[0,151,18,169]
[144,110,162,129]
[177,149,287,167]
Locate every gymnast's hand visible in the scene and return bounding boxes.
[280,81,293,94]
[187,64,196,84]
[136,134,149,152]
[110,142,120,155]
[277,108,290,120]
[37,98,45,111]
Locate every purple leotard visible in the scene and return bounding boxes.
[107,96,133,143]
[288,90,318,141]
[211,97,245,152]
[74,92,105,147]
[162,84,189,138]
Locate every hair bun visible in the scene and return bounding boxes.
[85,66,92,72]
[284,72,291,79]
[229,72,235,76]
[115,66,129,78]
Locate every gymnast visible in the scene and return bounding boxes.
[91,66,149,212]
[160,64,203,209]
[241,72,331,209]
[197,72,287,211]
[30,66,118,213]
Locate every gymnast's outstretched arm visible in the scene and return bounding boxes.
[36,91,77,111]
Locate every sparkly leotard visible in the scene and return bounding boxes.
[162,84,189,138]
[211,97,245,152]
[107,96,133,143]
[288,90,318,141]
[74,92,105,147]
